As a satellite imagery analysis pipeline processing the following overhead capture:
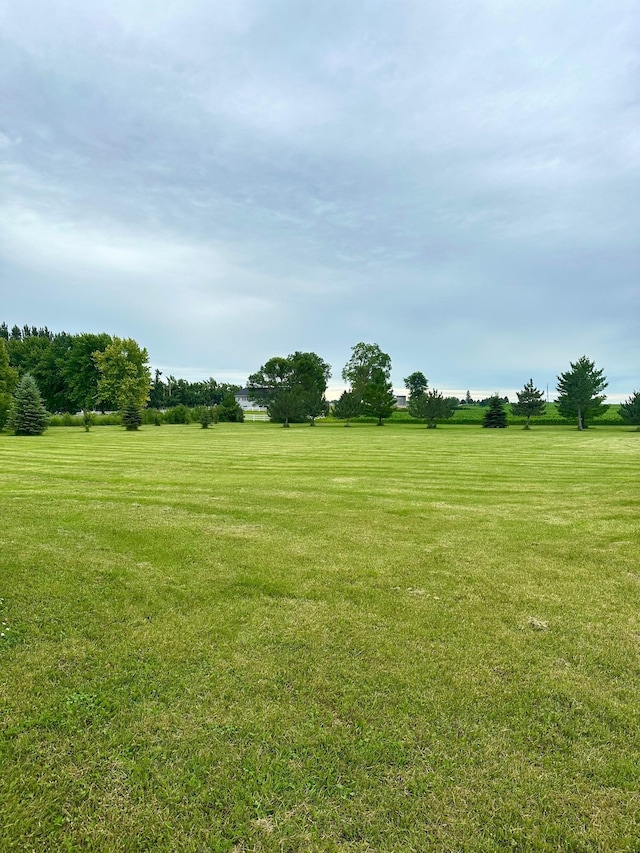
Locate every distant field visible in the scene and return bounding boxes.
[1,423,639,851]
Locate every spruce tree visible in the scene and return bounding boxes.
[511,378,546,429]
[482,395,508,428]
[122,396,142,431]
[619,391,640,430]
[10,373,49,435]
[556,356,607,430]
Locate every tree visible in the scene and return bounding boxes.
[404,371,429,400]
[332,390,361,426]
[342,343,392,397]
[619,391,640,430]
[0,339,19,430]
[94,337,151,412]
[9,373,49,435]
[482,395,508,428]
[63,333,112,411]
[121,396,143,431]
[556,356,607,430]
[511,378,546,430]
[289,351,331,425]
[216,393,244,422]
[247,356,304,427]
[342,342,395,424]
[362,367,396,425]
[412,388,456,428]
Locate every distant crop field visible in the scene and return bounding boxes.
[1,423,639,851]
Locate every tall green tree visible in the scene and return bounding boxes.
[362,367,396,426]
[289,351,331,425]
[63,333,113,411]
[343,342,395,424]
[94,337,151,411]
[0,339,19,430]
[618,391,640,430]
[511,378,546,430]
[332,390,361,426]
[556,356,607,430]
[247,356,304,427]
[342,343,392,398]
[9,373,49,435]
[404,371,429,400]
[482,395,508,428]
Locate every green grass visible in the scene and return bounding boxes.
[1,423,639,851]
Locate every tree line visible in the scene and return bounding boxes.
[1,324,639,434]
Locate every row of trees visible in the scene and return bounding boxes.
[1,323,240,417]
[2,324,640,434]
[247,345,639,431]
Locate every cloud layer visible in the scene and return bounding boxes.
[1,0,638,397]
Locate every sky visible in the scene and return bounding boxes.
[1,0,638,401]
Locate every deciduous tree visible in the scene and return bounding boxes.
[94,337,151,412]
[0,339,19,430]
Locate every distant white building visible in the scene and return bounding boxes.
[234,388,267,411]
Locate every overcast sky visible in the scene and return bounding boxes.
[1,0,638,400]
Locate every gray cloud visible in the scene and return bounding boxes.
[1,0,638,398]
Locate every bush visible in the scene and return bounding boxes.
[163,405,192,424]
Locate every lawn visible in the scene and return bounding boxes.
[1,423,639,851]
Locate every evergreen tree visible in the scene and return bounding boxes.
[418,389,456,428]
[362,367,396,425]
[619,391,640,430]
[122,396,143,431]
[9,373,49,435]
[332,390,361,426]
[511,378,546,429]
[556,356,607,430]
[482,395,508,428]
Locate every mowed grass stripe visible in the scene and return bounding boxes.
[1,424,640,851]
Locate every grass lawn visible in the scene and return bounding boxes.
[1,423,639,851]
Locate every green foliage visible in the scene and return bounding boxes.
[618,390,640,429]
[482,395,508,428]
[556,356,608,430]
[163,404,192,424]
[342,342,392,400]
[343,342,395,425]
[198,407,218,428]
[0,339,19,430]
[248,352,330,426]
[121,397,143,431]
[412,388,456,428]
[511,378,546,429]
[94,336,151,411]
[217,393,244,422]
[404,371,428,399]
[362,368,396,425]
[332,390,362,425]
[9,373,49,435]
